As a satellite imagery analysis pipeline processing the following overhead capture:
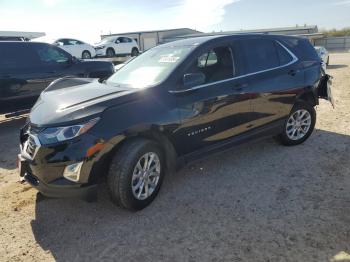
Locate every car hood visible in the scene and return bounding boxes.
[29,78,138,127]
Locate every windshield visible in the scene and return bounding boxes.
[106,46,193,88]
[98,37,114,45]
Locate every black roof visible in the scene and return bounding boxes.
[158,34,302,48]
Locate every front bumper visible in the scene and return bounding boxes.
[18,131,106,199]
[23,172,97,199]
[95,49,106,56]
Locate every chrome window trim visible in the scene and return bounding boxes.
[170,41,298,94]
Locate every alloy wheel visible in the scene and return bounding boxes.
[286,109,312,140]
[131,152,161,200]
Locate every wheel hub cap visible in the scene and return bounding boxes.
[131,152,161,200]
[286,109,312,141]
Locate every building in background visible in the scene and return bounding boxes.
[0,31,45,41]
[168,25,324,45]
[102,25,327,52]
[101,28,201,52]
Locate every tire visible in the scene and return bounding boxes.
[106,48,115,58]
[107,138,165,211]
[82,50,91,59]
[278,102,316,146]
[131,48,139,57]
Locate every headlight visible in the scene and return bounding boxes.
[38,118,100,144]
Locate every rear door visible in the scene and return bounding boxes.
[238,37,304,129]
[172,43,254,156]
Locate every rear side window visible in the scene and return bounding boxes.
[239,38,279,73]
[0,44,41,70]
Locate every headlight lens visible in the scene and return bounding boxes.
[95,45,105,50]
[38,118,99,144]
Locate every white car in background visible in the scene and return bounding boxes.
[94,36,139,57]
[53,38,96,59]
[315,46,329,66]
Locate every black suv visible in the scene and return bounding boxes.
[19,34,333,211]
[0,42,114,115]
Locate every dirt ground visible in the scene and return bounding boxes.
[0,53,350,262]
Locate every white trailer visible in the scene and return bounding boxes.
[0,31,45,41]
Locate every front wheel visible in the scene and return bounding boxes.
[107,139,165,211]
[82,50,91,59]
[106,48,115,58]
[278,102,316,146]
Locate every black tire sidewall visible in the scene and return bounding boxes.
[108,140,165,211]
[131,48,138,57]
[107,48,115,57]
[82,51,91,59]
[280,102,316,146]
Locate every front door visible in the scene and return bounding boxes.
[172,44,254,156]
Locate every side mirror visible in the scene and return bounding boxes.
[183,73,205,89]
[116,40,120,44]
[68,56,78,65]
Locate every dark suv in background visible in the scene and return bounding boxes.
[19,34,333,211]
[0,42,114,115]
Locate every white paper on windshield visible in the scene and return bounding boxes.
[159,56,180,63]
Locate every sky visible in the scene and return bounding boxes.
[0,0,349,44]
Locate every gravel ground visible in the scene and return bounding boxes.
[0,53,350,262]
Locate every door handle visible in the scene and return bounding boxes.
[288,69,297,76]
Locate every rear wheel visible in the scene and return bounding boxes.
[278,102,316,146]
[107,139,165,211]
[106,48,115,57]
[82,50,91,59]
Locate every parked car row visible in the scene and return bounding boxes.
[17,34,333,211]
[52,36,140,59]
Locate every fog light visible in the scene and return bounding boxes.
[63,162,83,182]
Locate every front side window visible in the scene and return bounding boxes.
[239,39,280,73]
[67,39,79,45]
[107,46,193,88]
[35,45,70,64]
[186,46,234,84]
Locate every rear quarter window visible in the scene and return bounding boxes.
[275,42,294,65]
[281,38,320,62]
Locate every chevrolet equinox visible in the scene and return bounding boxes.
[19,34,333,210]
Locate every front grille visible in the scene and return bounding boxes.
[26,136,37,158]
